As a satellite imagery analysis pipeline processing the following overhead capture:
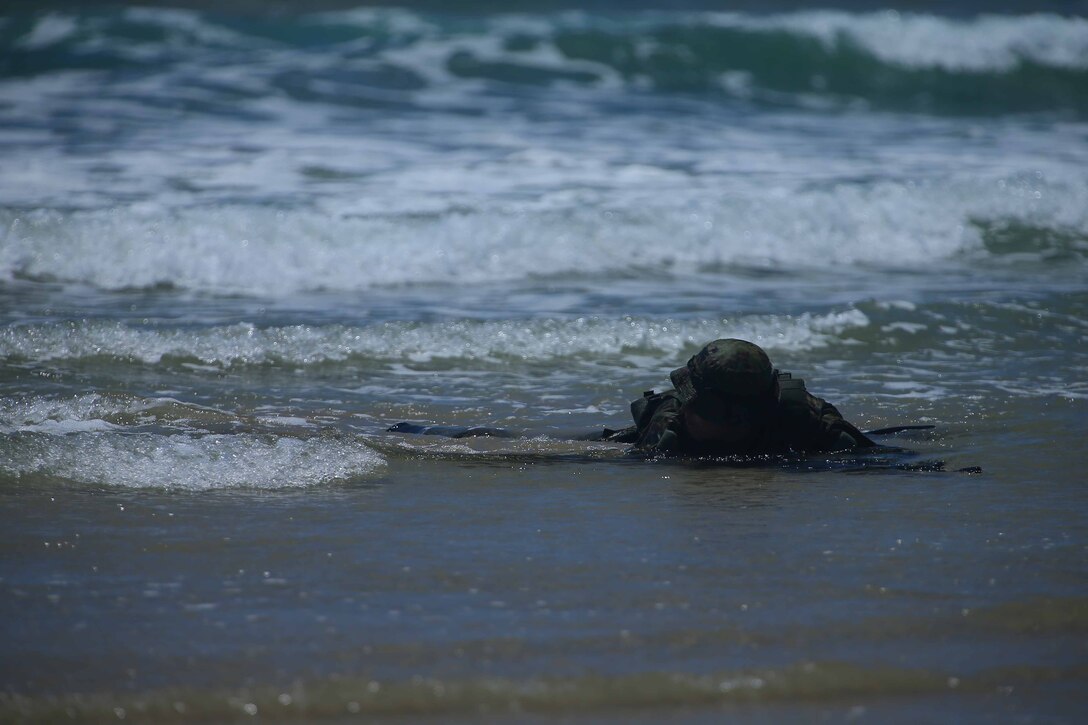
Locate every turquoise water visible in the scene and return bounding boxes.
[1,2,1087,721]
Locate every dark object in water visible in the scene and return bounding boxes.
[864,424,936,436]
[387,421,935,441]
[386,422,514,439]
[385,421,980,473]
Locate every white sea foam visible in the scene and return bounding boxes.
[0,431,385,490]
[13,8,1087,74]
[688,11,1088,72]
[2,172,1084,294]
[328,9,1088,74]
[0,311,870,367]
[15,13,79,50]
[13,418,120,434]
[310,6,440,37]
[0,393,152,434]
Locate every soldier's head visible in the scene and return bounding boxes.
[670,339,779,443]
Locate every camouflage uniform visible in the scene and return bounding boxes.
[604,339,875,457]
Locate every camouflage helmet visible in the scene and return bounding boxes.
[670,339,776,403]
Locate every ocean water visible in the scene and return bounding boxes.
[1,2,1087,722]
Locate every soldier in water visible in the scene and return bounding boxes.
[389,338,877,457]
[598,338,875,456]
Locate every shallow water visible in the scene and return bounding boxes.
[1,2,1087,721]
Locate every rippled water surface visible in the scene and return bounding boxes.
[1,2,1087,721]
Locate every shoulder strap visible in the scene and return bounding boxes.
[776,371,809,410]
[630,389,679,428]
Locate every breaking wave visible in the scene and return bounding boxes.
[0,310,871,368]
[2,172,1084,294]
[3,8,1087,114]
[0,426,384,490]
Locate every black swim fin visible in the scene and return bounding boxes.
[864,424,936,436]
[387,422,514,438]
